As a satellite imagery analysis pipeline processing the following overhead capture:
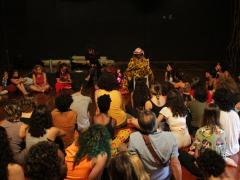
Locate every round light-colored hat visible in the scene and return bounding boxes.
[133,48,144,55]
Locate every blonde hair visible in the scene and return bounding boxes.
[129,153,150,180]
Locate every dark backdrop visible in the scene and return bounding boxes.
[0,0,231,68]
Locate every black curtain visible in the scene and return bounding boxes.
[227,0,240,76]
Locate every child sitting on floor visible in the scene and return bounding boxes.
[30,65,50,93]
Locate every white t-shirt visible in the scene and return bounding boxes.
[71,93,92,130]
[160,107,191,148]
[219,110,240,156]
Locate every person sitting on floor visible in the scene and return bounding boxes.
[71,82,92,132]
[158,89,191,148]
[0,127,25,180]
[55,63,72,93]
[95,72,126,127]
[51,94,77,148]
[65,125,111,180]
[126,79,151,118]
[145,83,166,117]
[19,105,65,156]
[94,94,115,139]
[213,88,240,156]
[128,110,182,180]
[197,149,227,180]
[25,141,67,180]
[179,103,237,178]
[0,101,25,163]
[109,151,150,180]
[29,65,50,93]
[164,63,179,83]
[187,81,208,134]
[9,70,29,96]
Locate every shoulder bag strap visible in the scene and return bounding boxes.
[142,134,162,166]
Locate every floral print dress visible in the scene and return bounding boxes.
[189,126,226,158]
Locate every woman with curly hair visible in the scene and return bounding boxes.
[0,127,25,180]
[94,94,115,139]
[95,72,127,127]
[19,105,65,152]
[51,94,77,148]
[197,149,226,180]
[0,101,24,161]
[213,88,240,156]
[158,89,191,148]
[25,141,67,180]
[65,124,111,180]
[29,65,50,93]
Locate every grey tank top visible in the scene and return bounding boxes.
[26,130,48,150]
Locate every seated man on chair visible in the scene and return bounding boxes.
[123,47,154,90]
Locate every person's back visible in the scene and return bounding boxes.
[128,110,181,180]
[65,143,93,180]
[52,109,77,147]
[1,120,23,154]
[25,130,48,150]
[71,92,91,131]
[95,89,126,127]
[188,100,207,128]
[219,110,240,156]
[129,131,178,179]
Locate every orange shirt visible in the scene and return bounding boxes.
[51,109,77,148]
[65,144,93,180]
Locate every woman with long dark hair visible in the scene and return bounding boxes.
[55,63,72,93]
[158,89,191,148]
[145,83,166,117]
[0,127,25,180]
[127,79,151,118]
[65,124,111,180]
[19,105,65,151]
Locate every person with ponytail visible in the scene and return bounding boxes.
[145,83,166,117]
